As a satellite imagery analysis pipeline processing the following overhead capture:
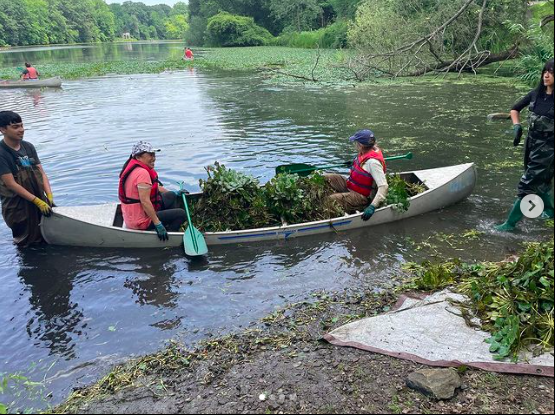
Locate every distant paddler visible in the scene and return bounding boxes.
[183,47,194,60]
[20,62,40,81]
[0,111,54,246]
[118,141,188,242]
[496,58,554,231]
[325,129,389,222]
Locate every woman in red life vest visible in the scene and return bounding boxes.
[21,62,40,80]
[325,130,389,221]
[118,141,187,242]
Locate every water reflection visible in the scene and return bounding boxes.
[18,248,85,360]
[26,90,43,108]
[0,41,185,67]
[122,254,182,309]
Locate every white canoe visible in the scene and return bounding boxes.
[0,77,62,88]
[41,163,477,249]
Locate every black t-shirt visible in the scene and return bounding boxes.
[0,140,41,176]
[512,90,554,118]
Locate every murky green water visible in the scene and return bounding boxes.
[0,43,551,411]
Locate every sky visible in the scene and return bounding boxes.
[106,0,181,6]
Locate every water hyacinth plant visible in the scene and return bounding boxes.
[190,163,343,232]
[188,163,426,232]
[386,174,427,212]
[192,162,273,232]
[406,240,554,361]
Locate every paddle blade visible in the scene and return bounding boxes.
[275,163,316,177]
[184,225,208,257]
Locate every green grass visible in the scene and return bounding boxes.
[531,1,555,21]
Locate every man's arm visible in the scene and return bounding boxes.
[37,164,53,200]
[1,173,39,202]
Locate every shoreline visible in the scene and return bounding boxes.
[0,47,532,89]
[52,238,554,414]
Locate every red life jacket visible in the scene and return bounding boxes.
[118,159,163,211]
[23,67,39,80]
[185,49,193,58]
[346,149,387,197]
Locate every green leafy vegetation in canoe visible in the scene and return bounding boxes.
[186,163,426,232]
[404,240,554,362]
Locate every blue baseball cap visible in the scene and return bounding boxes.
[349,130,376,145]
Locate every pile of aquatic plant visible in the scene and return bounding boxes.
[189,163,429,231]
[265,172,343,225]
[405,240,554,361]
[190,163,343,232]
[192,162,274,232]
[386,174,426,212]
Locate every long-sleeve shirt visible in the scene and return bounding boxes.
[362,158,389,207]
[512,90,554,118]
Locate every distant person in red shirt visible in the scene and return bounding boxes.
[184,47,194,60]
[21,63,40,81]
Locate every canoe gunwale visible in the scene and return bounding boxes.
[0,77,62,88]
[41,163,477,248]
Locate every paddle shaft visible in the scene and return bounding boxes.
[282,153,413,176]
[181,192,199,253]
[487,112,511,121]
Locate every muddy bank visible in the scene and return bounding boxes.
[53,281,554,414]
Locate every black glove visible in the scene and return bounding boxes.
[361,205,376,221]
[154,222,169,241]
[513,124,523,147]
[172,189,190,197]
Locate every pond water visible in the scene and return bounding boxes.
[0,43,552,411]
[0,41,186,67]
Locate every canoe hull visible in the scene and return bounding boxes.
[0,77,62,88]
[41,163,477,249]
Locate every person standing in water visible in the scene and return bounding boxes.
[497,59,554,231]
[0,111,54,246]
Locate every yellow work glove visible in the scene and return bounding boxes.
[47,192,54,206]
[32,197,52,217]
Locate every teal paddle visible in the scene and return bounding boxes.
[179,183,208,257]
[275,152,414,177]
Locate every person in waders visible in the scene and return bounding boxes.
[0,111,54,246]
[325,129,389,221]
[496,59,554,231]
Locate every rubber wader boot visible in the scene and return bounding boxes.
[540,192,555,219]
[496,199,524,232]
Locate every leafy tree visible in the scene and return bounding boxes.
[348,0,529,78]
[92,0,116,42]
[171,2,189,17]
[206,12,273,46]
[329,0,364,19]
[165,14,189,39]
[185,15,208,46]
[269,0,323,32]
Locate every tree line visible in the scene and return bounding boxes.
[186,0,364,47]
[1,0,552,82]
[0,0,189,47]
